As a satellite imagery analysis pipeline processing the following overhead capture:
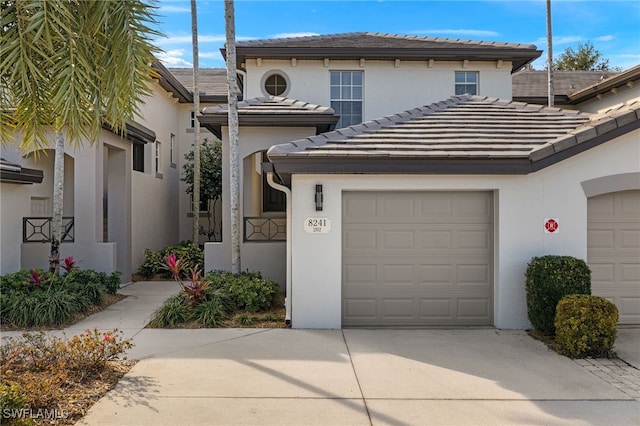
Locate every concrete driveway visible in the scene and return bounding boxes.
[78,327,639,425]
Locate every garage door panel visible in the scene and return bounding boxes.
[458,264,490,285]
[382,264,415,284]
[344,229,377,250]
[381,298,416,319]
[343,298,377,320]
[588,190,640,324]
[418,265,453,285]
[458,230,490,249]
[419,299,453,319]
[383,230,415,249]
[382,195,416,217]
[344,264,377,285]
[343,191,493,327]
[458,298,490,318]
[621,229,640,249]
[621,298,640,319]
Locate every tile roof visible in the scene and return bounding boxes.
[236,32,537,50]
[267,95,640,175]
[568,64,640,103]
[228,32,541,73]
[512,70,619,102]
[199,96,339,138]
[168,68,228,97]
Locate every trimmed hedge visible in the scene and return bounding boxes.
[555,294,618,358]
[525,255,591,334]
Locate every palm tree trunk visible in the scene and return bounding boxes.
[191,0,202,245]
[50,131,65,274]
[225,0,241,273]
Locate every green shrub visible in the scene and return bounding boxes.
[136,242,204,278]
[555,295,618,358]
[101,271,122,294]
[148,294,190,327]
[525,255,591,334]
[0,270,31,294]
[193,300,228,327]
[218,272,280,312]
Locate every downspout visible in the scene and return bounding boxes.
[266,171,292,326]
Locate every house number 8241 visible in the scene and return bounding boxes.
[304,217,331,234]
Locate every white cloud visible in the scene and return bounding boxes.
[270,32,320,39]
[411,29,499,38]
[157,49,192,67]
[157,5,191,13]
[595,35,615,42]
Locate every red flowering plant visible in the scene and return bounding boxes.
[164,253,208,305]
[61,256,78,273]
[27,269,45,288]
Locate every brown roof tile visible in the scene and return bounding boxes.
[268,94,640,175]
[512,70,620,103]
[228,32,541,73]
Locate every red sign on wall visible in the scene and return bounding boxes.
[544,218,559,234]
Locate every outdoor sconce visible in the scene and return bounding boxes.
[315,184,323,211]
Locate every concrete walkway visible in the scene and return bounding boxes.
[3,281,639,425]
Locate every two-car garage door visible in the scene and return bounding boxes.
[342,191,493,327]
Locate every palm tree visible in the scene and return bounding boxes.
[224,0,241,273]
[1,0,161,273]
[191,0,202,244]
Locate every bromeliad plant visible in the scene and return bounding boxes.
[164,253,210,305]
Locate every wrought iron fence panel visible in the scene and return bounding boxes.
[244,217,286,242]
[23,217,75,243]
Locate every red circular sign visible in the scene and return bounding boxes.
[545,219,559,233]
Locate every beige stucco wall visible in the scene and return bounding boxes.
[204,126,318,286]
[243,59,513,120]
[286,129,640,329]
[129,83,182,273]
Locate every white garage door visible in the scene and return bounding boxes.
[342,191,493,327]
[588,190,640,324]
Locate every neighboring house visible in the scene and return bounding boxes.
[198,32,639,329]
[0,63,223,279]
[512,69,620,106]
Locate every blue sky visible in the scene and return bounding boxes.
[152,0,640,71]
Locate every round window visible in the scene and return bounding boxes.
[264,73,288,96]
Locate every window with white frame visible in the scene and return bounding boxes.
[170,133,176,167]
[330,71,363,128]
[455,71,479,95]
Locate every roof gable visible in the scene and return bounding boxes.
[267,95,640,177]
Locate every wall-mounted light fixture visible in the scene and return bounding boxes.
[315,184,323,211]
